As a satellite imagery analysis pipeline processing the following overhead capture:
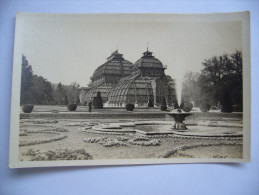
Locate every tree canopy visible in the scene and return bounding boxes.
[20,55,80,105]
[182,51,242,111]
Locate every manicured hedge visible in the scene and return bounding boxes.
[67,104,77,111]
[22,104,34,113]
[126,103,134,111]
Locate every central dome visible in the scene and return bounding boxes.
[91,50,133,81]
[133,49,164,70]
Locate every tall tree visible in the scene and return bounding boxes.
[20,55,33,105]
[94,91,103,109]
[197,51,243,110]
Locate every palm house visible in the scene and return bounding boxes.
[79,50,133,104]
[106,49,177,107]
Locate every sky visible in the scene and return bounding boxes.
[20,14,242,87]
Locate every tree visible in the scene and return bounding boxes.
[20,55,33,105]
[221,90,233,113]
[197,51,243,111]
[182,72,202,106]
[76,95,80,105]
[94,91,103,109]
[20,55,54,105]
[148,99,154,107]
[53,82,66,105]
[66,82,80,104]
[64,95,68,105]
[160,96,167,111]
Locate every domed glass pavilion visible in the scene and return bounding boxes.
[79,50,133,104]
[106,49,176,107]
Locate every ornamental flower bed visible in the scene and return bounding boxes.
[24,148,93,161]
[128,137,161,146]
[19,135,68,146]
[157,142,242,158]
[83,137,127,147]
[116,136,129,141]
[33,120,58,124]
[21,127,68,133]
[64,122,90,126]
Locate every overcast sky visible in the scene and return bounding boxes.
[20,14,242,86]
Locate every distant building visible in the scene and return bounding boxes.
[80,49,176,107]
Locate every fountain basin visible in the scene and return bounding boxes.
[90,120,243,137]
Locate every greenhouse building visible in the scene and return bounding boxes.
[80,49,177,107]
[106,49,177,107]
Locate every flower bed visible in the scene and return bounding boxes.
[33,120,58,124]
[19,135,68,146]
[83,136,127,147]
[21,127,69,134]
[128,136,161,146]
[116,136,129,141]
[64,122,90,126]
[24,148,93,161]
[157,142,242,158]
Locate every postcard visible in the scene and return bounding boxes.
[9,12,250,168]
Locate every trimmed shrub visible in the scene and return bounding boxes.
[182,102,193,112]
[22,104,34,113]
[160,96,167,111]
[94,91,103,109]
[200,103,211,112]
[67,104,77,111]
[76,96,80,105]
[148,100,154,107]
[126,103,134,111]
[160,105,167,111]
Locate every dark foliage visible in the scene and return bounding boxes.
[20,55,80,105]
[94,92,103,109]
[160,96,167,111]
[67,104,77,111]
[64,96,68,105]
[126,103,135,111]
[221,90,233,113]
[200,103,211,112]
[20,55,54,105]
[173,102,179,109]
[182,102,193,112]
[76,96,80,105]
[148,99,154,107]
[22,104,34,113]
[182,51,243,110]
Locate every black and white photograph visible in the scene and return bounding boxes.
[9,12,250,168]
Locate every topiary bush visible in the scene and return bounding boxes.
[22,104,34,113]
[160,105,167,111]
[160,96,167,111]
[126,103,135,111]
[94,91,103,109]
[200,103,211,112]
[182,102,193,112]
[148,99,154,107]
[67,104,77,111]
